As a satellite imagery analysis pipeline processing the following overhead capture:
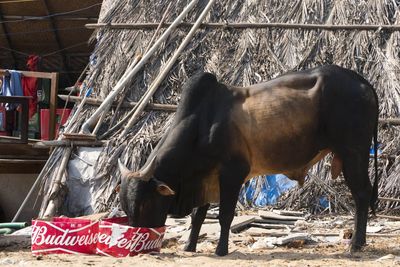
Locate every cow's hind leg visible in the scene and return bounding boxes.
[341,149,372,252]
[216,157,250,256]
[184,203,210,252]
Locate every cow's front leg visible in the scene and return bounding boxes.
[216,158,249,256]
[184,203,210,252]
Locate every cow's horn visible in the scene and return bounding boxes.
[133,156,156,182]
[118,157,156,182]
[118,159,131,180]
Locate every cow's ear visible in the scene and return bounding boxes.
[156,183,175,196]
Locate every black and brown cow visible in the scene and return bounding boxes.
[119,65,379,256]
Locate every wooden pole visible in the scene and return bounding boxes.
[144,2,172,54]
[378,197,400,203]
[107,4,173,132]
[49,72,59,140]
[58,95,177,111]
[41,147,72,218]
[32,139,105,148]
[80,0,199,134]
[379,118,400,125]
[120,0,217,137]
[86,22,400,31]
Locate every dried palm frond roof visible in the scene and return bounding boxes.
[36,0,400,218]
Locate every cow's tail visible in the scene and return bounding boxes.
[370,85,379,216]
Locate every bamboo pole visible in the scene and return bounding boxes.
[379,197,400,203]
[120,0,217,137]
[379,118,400,125]
[41,147,72,218]
[63,88,92,134]
[107,3,173,131]
[90,55,142,136]
[32,139,105,148]
[58,95,177,111]
[86,22,400,31]
[144,2,172,54]
[80,0,199,134]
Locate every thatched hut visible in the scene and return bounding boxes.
[25,0,400,220]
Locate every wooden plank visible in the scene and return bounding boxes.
[230,215,256,233]
[272,209,305,216]
[0,69,53,79]
[377,214,400,221]
[259,210,304,221]
[244,227,289,237]
[249,223,289,230]
[254,218,297,225]
[62,133,97,141]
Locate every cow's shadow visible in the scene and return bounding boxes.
[159,246,400,262]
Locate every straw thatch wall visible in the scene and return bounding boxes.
[37,0,400,217]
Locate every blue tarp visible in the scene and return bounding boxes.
[239,174,298,207]
[240,142,381,208]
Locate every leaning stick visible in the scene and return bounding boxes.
[144,2,172,54]
[107,3,173,131]
[11,148,62,222]
[41,147,72,218]
[63,88,92,134]
[80,0,199,134]
[120,0,217,137]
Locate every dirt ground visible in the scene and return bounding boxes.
[1,235,399,266]
[1,214,400,266]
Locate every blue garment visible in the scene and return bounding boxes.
[1,70,23,110]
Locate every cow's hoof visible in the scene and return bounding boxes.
[350,243,364,253]
[184,243,196,252]
[215,246,228,256]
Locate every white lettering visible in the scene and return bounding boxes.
[31,225,98,247]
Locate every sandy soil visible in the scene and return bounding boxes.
[1,214,400,266]
[1,236,400,267]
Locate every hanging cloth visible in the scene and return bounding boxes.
[22,55,40,118]
[1,70,24,110]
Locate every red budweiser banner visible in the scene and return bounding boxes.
[96,217,165,257]
[31,216,165,257]
[31,217,99,255]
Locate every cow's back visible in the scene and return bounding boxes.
[229,65,377,182]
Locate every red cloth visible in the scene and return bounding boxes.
[22,55,40,118]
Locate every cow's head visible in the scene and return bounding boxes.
[118,158,175,227]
